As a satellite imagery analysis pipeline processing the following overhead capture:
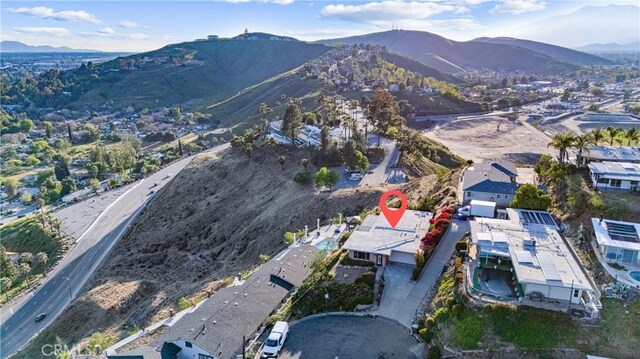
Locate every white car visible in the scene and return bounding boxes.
[348,173,363,181]
[262,321,289,358]
[457,205,470,217]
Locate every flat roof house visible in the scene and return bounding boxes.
[470,209,600,315]
[342,210,431,266]
[591,217,640,265]
[582,146,640,165]
[587,161,640,191]
[458,160,521,207]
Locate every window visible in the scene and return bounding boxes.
[467,191,473,198]
[631,181,638,185]
[573,289,579,298]
[597,178,609,184]
[199,355,214,359]
[185,342,193,348]
[353,251,370,260]
[496,195,501,199]
[611,179,622,187]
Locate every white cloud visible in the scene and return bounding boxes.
[320,1,463,25]
[8,6,101,24]
[491,0,547,15]
[13,27,70,37]
[118,20,142,29]
[223,0,295,4]
[128,33,149,40]
[98,27,116,34]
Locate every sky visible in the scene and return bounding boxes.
[1,0,639,52]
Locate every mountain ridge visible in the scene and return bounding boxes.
[0,40,102,53]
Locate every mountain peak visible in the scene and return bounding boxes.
[232,32,298,41]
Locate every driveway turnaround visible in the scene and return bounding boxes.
[278,315,424,359]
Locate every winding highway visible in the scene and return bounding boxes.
[0,144,229,358]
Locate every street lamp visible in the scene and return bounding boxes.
[62,277,72,300]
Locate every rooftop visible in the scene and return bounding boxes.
[342,210,431,256]
[470,210,594,292]
[591,218,640,251]
[588,161,640,180]
[585,146,640,162]
[462,160,521,194]
[117,245,319,359]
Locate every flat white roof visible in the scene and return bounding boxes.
[470,200,496,207]
[585,146,640,162]
[591,218,640,251]
[588,161,640,180]
[342,210,432,256]
[471,211,594,292]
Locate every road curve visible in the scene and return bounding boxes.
[0,144,229,358]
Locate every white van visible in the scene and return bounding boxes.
[261,321,289,358]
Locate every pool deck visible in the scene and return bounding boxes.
[591,241,640,289]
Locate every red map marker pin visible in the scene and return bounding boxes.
[379,190,408,228]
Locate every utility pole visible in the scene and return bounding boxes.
[242,335,246,359]
[325,293,329,313]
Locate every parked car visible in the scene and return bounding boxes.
[35,313,46,322]
[262,321,289,358]
[348,173,363,181]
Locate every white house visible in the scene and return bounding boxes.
[458,160,522,207]
[342,210,432,266]
[470,209,600,312]
[582,146,640,165]
[588,161,640,191]
[591,217,640,265]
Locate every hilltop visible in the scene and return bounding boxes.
[317,30,591,74]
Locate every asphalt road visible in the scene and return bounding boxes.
[361,136,405,186]
[278,315,424,359]
[0,144,229,358]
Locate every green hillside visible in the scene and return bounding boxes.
[69,39,330,109]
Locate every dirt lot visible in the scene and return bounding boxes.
[423,115,552,165]
[15,146,456,358]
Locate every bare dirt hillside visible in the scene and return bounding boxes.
[19,147,437,357]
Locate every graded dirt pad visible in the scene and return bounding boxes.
[424,116,552,165]
[17,147,431,357]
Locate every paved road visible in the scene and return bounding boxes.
[376,220,470,327]
[0,144,229,358]
[361,136,405,186]
[278,315,424,359]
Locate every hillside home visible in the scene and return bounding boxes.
[588,161,640,191]
[591,218,640,265]
[470,209,600,315]
[581,146,640,165]
[458,160,521,207]
[342,210,431,266]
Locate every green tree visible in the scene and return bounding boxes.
[588,104,600,112]
[170,107,182,121]
[355,150,370,172]
[0,277,12,301]
[511,184,552,211]
[19,262,32,288]
[19,119,33,133]
[606,126,621,146]
[3,177,19,197]
[590,87,604,97]
[320,125,330,153]
[625,127,639,146]
[259,102,272,136]
[37,252,48,277]
[21,192,32,203]
[0,245,18,282]
[560,89,571,102]
[367,88,403,146]
[24,155,41,167]
[42,121,53,138]
[282,104,303,148]
[61,178,77,196]
[548,133,574,163]
[84,123,100,142]
[278,155,286,170]
[589,128,604,146]
[343,140,357,170]
[314,167,339,191]
[572,134,590,166]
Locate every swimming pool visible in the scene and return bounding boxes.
[630,271,640,282]
[315,237,338,252]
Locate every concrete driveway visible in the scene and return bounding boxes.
[278,315,424,359]
[361,135,405,186]
[377,264,415,325]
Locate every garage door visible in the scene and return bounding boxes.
[389,250,415,265]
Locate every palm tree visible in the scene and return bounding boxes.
[37,252,48,277]
[572,134,590,166]
[626,127,639,146]
[0,277,12,301]
[19,252,33,266]
[589,128,605,146]
[19,263,31,288]
[277,155,286,170]
[548,133,574,163]
[259,102,272,138]
[606,126,621,146]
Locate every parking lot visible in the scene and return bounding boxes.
[277,315,424,359]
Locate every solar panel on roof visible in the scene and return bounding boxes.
[538,252,562,281]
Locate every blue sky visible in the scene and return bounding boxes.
[1,1,638,52]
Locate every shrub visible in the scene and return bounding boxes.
[433,307,450,321]
[419,327,433,343]
[283,232,296,245]
[355,271,376,288]
[452,303,464,318]
[428,346,442,359]
[425,316,436,327]
[293,171,311,184]
[446,298,457,308]
[455,241,468,252]
[413,250,426,280]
